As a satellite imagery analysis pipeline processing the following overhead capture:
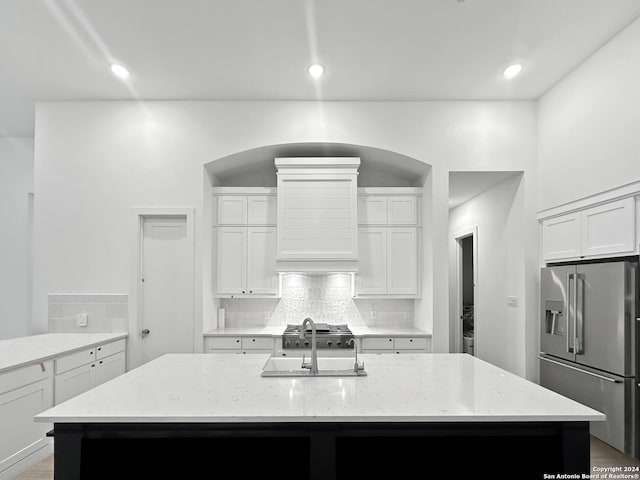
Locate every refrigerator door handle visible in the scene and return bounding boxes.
[566,273,574,353]
[575,273,584,354]
[538,355,621,383]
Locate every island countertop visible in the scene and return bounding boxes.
[36,353,604,424]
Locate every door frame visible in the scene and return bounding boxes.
[129,208,195,369]
[452,226,478,354]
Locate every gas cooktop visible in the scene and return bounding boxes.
[282,324,354,349]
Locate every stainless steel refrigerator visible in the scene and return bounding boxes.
[539,261,638,457]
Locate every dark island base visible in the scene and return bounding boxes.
[53,421,589,480]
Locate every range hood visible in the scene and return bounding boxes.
[275,157,360,272]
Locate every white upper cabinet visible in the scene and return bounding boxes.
[541,212,581,261]
[357,227,387,294]
[246,227,278,294]
[356,188,421,298]
[217,196,247,225]
[247,196,277,225]
[581,198,635,257]
[541,197,636,262]
[387,196,418,225]
[358,189,421,226]
[215,226,278,296]
[387,228,418,295]
[216,227,247,295]
[214,189,276,226]
[275,158,359,269]
[358,196,387,224]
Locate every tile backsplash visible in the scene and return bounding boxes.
[48,294,128,333]
[221,274,413,328]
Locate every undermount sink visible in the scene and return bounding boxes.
[261,356,367,377]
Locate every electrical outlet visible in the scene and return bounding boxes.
[508,296,519,307]
[76,313,88,327]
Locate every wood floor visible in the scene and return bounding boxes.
[14,436,640,479]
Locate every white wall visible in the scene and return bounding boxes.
[449,174,526,376]
[538,16,640,211]
[0,137,34,340]
[33,100,537,373]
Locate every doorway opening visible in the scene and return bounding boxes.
[460,236,474,355]
[453,227,478,355]
[131,209,195,367]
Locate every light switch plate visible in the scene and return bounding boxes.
[507,296,519,307]
[76,313,88,327]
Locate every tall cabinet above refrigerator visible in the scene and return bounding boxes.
[539,260,637,457]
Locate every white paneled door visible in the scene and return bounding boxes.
[141,217,194,364]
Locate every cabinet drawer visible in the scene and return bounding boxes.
[395,337,428,350]
[206,337,242,350]
[241,337,274,350]
[0,361,53,394]
[96,339,126,360]
[55,348,96,374]
[361,337,394,350]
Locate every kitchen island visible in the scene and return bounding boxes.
[36,353,603,479]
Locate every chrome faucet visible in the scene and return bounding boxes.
[300,317,319,375]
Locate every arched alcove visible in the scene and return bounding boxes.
[204,142,430,187]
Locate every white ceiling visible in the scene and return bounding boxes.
[2,0,640,136]
[449,171,521,209]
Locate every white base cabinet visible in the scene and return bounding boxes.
[205,336,275,355]
[0,363,53,477]
[360,336,431,354]
[54,351,125,404]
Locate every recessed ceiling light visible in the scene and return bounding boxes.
[503,64,522,79]
[110,63,130,79]
[308,63,325,78]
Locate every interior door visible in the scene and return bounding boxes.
[576,262,632,376]
[540,266,576,362]
[141,217,194,364]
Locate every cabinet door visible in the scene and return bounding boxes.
[217,196,247,225]
[246,227,278,294]
[357,196,387,224]
[92,352,126,387]
[541,213,581,261]
[54,363,93,404]
[387,228,418,295]
[387,196,418,225]
[0,378,53,472]
[247,196,277,225]
[216,227,247,295]
[581,198,635,257]
[356,227,387,295]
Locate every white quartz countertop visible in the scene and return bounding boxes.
[203,326,430,337]
[203,326,286,337]
[36,353,603,424]
[349,326,430,337]
[0,333,128,374]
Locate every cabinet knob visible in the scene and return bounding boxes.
[141,329,150,338]
[389,338,392,342]
[249,290,253,293]
[242,291,246,294]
